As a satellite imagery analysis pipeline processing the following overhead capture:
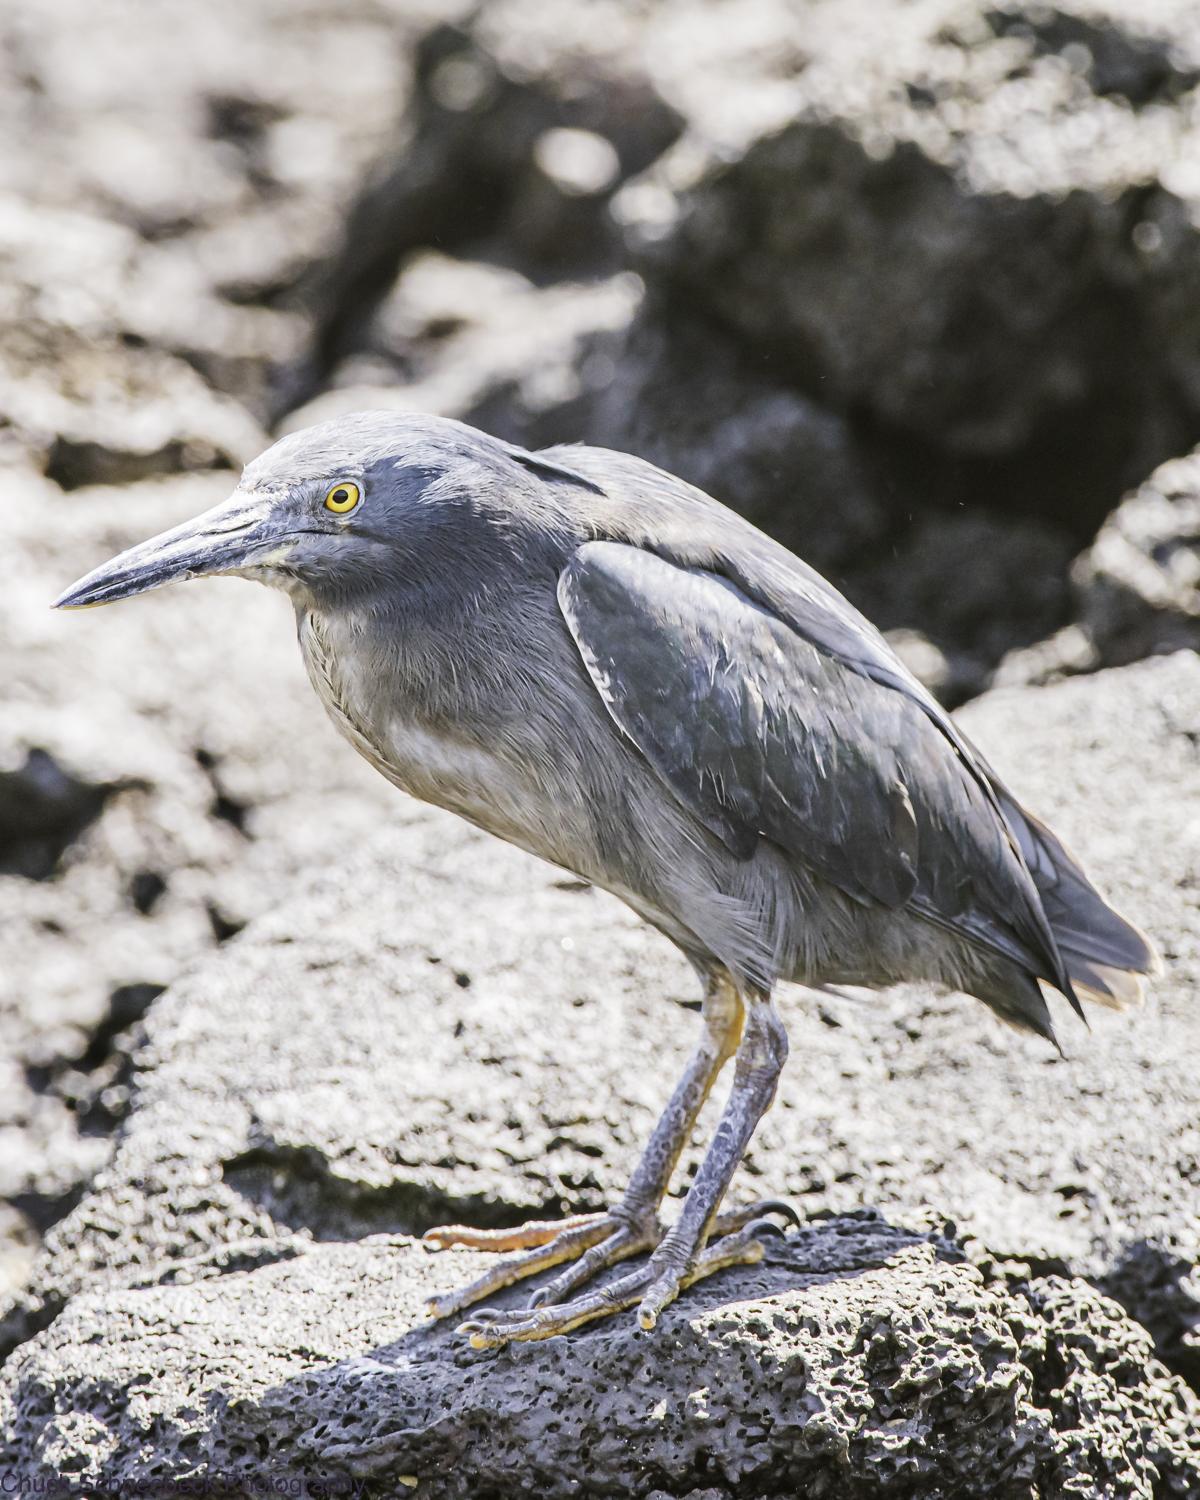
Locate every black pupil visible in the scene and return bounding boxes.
[333,488,349,503]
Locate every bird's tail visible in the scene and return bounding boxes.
[995,790,1159,1010]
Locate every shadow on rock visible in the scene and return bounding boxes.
[1102,1238,1200,1391]
[211,1213,989,1497]
[221,1132,595,1244]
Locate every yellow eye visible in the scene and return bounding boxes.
[324,480,361,514]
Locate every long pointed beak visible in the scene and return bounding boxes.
[53,492,286,610]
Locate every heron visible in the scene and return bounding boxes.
[56,411,1156,1346]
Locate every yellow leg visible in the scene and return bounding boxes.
[424,975,745,1320]
[425,987,794,1345]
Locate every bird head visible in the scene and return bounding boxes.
[54,410,579,614]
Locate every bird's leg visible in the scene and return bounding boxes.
[635,993,789,1329]
[453,994,791,1347]
[424,974,746,1320]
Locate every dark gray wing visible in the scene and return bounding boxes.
[558,540,1067,986]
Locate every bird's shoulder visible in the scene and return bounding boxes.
[540,442,941,725]
[549,474,1064,987]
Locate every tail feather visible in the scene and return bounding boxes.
[994,790,1158,1007]
[1064,955,1147,1011]
[984,968,1060,1046]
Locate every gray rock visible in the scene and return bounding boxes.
[287,3,1144,682]
[0,468,397,1320]
[1074,447,1200,664]
[998,444,1200,688]
[1,654,1197,1487]
[286,253,642,450]
[292,259,898,606]
[279,16,683,415]
[848,509,1076,705]
[4,1225,1199,1496]
[183,0,1200,694]
[580,309,892,577]
[0,0,410,242]
[615,0,1200,528]
[8,0,1195,686]
[0,197,269,485]
[0,0,458,443]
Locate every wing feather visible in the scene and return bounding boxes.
[558,540,1068,988]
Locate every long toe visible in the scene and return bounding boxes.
[637,1221,775,1332]
[424,1215,615,1320]
[457,1263,655,1348]
[425,1208,658,1321]
[423,1211,604,1252]
[527,1215,660,1308]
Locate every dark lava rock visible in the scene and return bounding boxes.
[1074,446,1200,664]
[999,443,1200,686]
[3,1226,1198,1496]
[1,654,1197,1488]
[0,469,397,1324]
[285,17,683,415]
[287,253,642,454]
[617,0,1200,532]
[0,749,118,881]
[281,1,1200,692]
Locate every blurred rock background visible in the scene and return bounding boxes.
[2,0,1200,1491]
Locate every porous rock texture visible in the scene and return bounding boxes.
[3,0,1199,671]
[0,0,449,1311]
[1000,442,1200,686]
[5,0,1200,1491]
[274,0,1200,695]
[2,654,1199,1493]
[609,0,1200,503]
[0,472,396,1317]
[7,1228,1200,1497]
[0,0,426,478]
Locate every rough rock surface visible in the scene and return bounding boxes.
[4,0,1200,667]
[0,471,397,1313]
[5,0,1200,1490]
[2,654,1198,1490]
[614,0,1200,517]
[261,0,1200,694]
[1001,443,1200,686]
[288,252,643,450]
[0,0,440,463]
[5,1227,1200,1497]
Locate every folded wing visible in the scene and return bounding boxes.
[558,540,1075,998]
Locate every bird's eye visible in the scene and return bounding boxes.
[324,481,361,515]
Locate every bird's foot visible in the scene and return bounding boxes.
[453,1209,790,1348]
[424,1198,797,1343]
[422,1206,660,1322]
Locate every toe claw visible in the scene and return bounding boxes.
[756,1197,802,1228]
[636,1271,680,1331]
[744,1215,788,1241]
